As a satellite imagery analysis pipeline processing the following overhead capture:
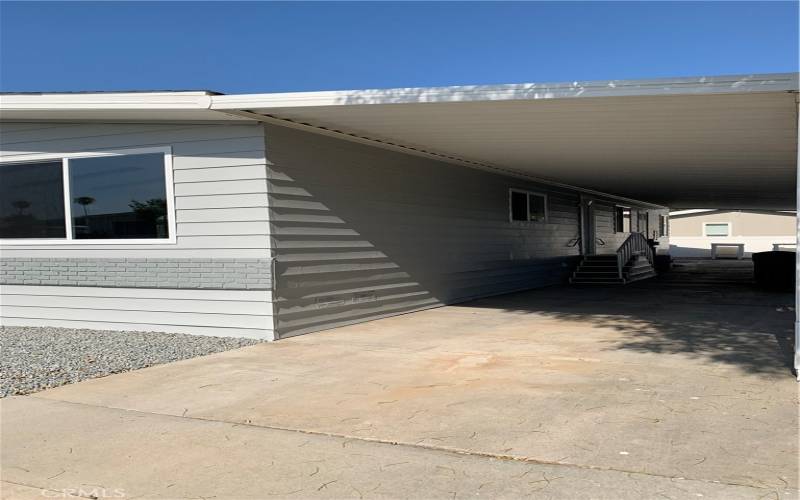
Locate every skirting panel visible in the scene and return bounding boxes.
[0,285,275,340]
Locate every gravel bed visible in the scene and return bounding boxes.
[0,326,261,397]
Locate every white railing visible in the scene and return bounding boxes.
[616,232,654,279]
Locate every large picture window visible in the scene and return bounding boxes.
[0,148,174,243]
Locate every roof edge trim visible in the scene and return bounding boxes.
[210,73,799,110]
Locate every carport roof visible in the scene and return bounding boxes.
[2,73,798,209]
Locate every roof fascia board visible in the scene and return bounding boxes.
[669,209,718,216]
[0,92,215,111]
[210,73,799,110]
[228,109,666,210]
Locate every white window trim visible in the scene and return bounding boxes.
[659,214,669,237]
[0,146,176,246]
[509,188,548,224]
[703,222,732,237]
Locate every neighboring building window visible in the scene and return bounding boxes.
[0,161,66,238]
[614,206,631,233]
[0,148,173,243]
[704,222,730,237]
[509,189,548,223]
[658,215,668,237]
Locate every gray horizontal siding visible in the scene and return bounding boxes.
[0,122,274,339]
[264,124,583,338]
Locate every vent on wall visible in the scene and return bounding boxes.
[315,292,377,309]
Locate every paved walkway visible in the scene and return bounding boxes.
[2,280,797,499]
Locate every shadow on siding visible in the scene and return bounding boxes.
[265,126,581,338]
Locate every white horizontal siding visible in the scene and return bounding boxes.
[0,126,265,158]
[2,285,271,300]
[176,207,269,223]
[0,285,273,340]
[173,165,267,182]
[176,193,269,210]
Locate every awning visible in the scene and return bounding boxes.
[211,73,799,209]
[2,73,797,209]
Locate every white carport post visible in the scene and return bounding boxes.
[795,93,799,380]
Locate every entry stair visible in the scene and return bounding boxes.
[570,233,657,285]
[570,254,656,284]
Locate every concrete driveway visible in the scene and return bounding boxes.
[2,280,797,499]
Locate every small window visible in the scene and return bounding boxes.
[658,215,668,237]
[704,223,730,237]
[0,161,66,238]
[509,189,547,223]
[614,206,631,233]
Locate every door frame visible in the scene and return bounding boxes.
[579,196,596,256]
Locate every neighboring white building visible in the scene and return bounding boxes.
[669,209,796,258]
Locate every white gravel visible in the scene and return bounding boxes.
[0,326,261,397]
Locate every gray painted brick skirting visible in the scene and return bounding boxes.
[0,258,272,290]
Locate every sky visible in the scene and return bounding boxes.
[0,1,797,94]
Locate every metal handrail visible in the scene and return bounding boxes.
[616,232,654,280]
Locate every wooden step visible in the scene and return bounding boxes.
[572,253,657,285]
[626,270,657,283]
[574,270,620,276]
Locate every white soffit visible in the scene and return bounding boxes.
[212,73,799,209]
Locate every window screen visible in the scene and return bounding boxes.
[510,191,528,221]
[0,161,66,238]
[704,223,730,237]
[69,153,168,239]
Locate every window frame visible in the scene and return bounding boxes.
[703,222,731,237]
[613,205,631,233]
[0,146,176,245]
[659,214,669,237]
[508,188,548,224]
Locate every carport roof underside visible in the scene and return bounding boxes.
[2,73,798,209]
